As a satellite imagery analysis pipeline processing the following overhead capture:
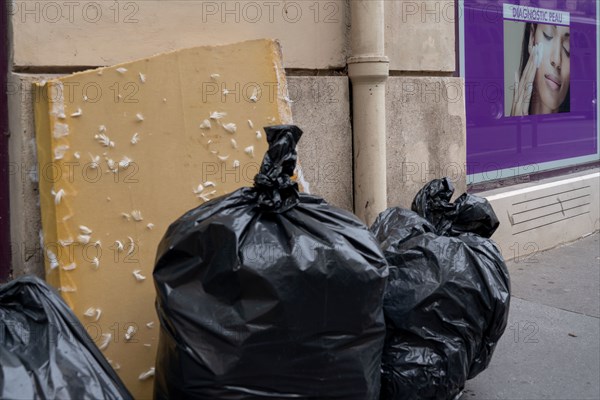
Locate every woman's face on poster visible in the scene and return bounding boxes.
[531,24,570,112]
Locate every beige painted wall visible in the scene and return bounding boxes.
[290,76,353,211]
[10,0,349,69]
[483,170,600,261]
[7,0,465,280]
[386,76,467,208]
[385,0,456,72]
[9,0,456,72]
[7,73,47,278]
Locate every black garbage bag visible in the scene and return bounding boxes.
[0,275,132,400]
[371,178,510,400]
[411,177,501,238]
[370,207,436,252]
[153,125,389,400]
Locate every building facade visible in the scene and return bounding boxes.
[1,0,598,277]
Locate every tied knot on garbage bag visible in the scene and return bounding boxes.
[253,125,302,213]
[411,177,499,238]
[153,124,388,400]
[371,178,510,400]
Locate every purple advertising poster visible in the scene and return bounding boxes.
[462,0,598,180]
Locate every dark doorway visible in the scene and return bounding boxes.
[1,2,11,281]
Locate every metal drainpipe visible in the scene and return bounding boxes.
[348,0,389,225]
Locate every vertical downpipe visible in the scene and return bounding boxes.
[348,0,389,225]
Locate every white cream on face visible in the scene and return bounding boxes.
[534,42,544,68]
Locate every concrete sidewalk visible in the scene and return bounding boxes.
[464,232,600,400]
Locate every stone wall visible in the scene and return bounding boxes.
[6,1,466,276]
